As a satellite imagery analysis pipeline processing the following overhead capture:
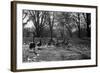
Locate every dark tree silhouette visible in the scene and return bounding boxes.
[23,10,48,42]
[77,13,81,38]
[86,13,91,37]
[29,11,47,38]
[82,13,91,37]
[47,12,55,42]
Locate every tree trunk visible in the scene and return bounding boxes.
[78,13,81,38]
[50,26,53,41]
[86,13,91,37]
[78,25,81,38]
[34,11,41,38]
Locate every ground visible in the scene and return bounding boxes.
[22,38,91,62]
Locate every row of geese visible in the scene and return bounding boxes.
[28,39,70,50]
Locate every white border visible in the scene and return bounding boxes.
[17,3,96,69]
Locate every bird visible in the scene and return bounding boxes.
[65,40,69,45]
[64,40,72,48]
[36,40,42,47]
[29,42,39,57]
[29,42,36,50]
[55,39,60,47]
[48,42,52,46]
[55,42,59,46]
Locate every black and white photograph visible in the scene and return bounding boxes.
[22,10,91,62]
[11,1,97,71]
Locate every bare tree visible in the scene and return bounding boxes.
[56,12,73,39]
[46,12,55,42]
[82,13,91,37]
[29,10,47,38]
[71,13,82,38]
[23,10,48,42]
[62,12,73,37]
[77,13,81,38]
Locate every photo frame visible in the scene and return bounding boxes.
[11,1,98,72]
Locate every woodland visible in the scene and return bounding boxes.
[22,10,91,62]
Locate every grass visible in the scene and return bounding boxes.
[22,38,91,62]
